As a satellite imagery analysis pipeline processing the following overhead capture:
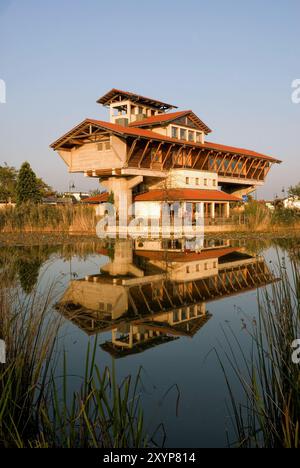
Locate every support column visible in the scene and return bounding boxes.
[211,202,215,219]
[225,203,230,218]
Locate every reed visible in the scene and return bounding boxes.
[0,204,98,233]
[0,274,155,448]
[220,256,300,448]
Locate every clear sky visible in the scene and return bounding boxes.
[0,0,299,197]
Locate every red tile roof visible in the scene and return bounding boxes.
[81,193,109,204]
[51,118,281,163]
[134,189,241,202]
[97,88,177,110]
[129,110,212,134]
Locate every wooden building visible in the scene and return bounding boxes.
[51,89,281,223]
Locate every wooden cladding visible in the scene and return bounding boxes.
[125,138,271,181]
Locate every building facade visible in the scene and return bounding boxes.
[51,89,281,225]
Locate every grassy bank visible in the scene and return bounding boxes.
[0,204,98,233]
[0,202,300,235]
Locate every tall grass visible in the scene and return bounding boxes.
[0,204,98,233]
[0,277,156,448]
[221,257,300,448]
[244,201,300,232]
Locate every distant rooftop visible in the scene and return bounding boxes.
[97,88,177,111]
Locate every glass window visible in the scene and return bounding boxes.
[180,128,187,140]
[213,179,217,187]
[196,178,199,185]
[171,126,178,138]
[188,131,194,142]
[204,179,208,186]
[196,132,202,143]
[186,177,189,185]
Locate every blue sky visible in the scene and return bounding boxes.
[0,0,299,197]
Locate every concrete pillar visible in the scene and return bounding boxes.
[211,202,215,219]
[225,203,230,218]
[101,176,143,225]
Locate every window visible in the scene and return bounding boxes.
[98,140,111,151]
[186,177,190,185]
[196,132,202,143]
[213,179,217,187]
[186,266,190,274]
[213,262,217,269]
[204,263,208,271]
[180,128,187,140]
[196,178,199,186]
[196,264,200,272]
[204,179,208,186]
[188,131,194,142]
[171,126,178,138]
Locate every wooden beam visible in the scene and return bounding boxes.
[245,158,257,179]
[150,142,163,169]
[192,149,205,169]
[199,150,213,170]
[162,144,175,168]
[126,138,140,166]
[138,140,152,168]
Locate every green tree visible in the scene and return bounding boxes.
[288,183,300,198]
[16,162,42,205]
[0,163,18,202]
[107,191,115,205]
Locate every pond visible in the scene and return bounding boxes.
[0,236,296,448]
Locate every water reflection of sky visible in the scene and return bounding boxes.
[1,238,291,448]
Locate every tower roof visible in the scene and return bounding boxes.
[97,88,177,110]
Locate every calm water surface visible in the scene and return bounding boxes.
[2,237,294,447]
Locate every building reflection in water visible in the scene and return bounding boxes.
[57,238,278,358]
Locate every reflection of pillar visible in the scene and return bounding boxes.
[211,202,215,219]
[225,203,230,218]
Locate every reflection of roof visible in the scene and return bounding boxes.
[139,314,212,338]
[135,247,241,263]
[129,110,212,134]
[97,88,177,110]
[101,335,179,358]
[50,119,281,163]
[134,189,241,202]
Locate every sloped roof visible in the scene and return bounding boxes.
[97,88,177,110]
[81,193,109,204]
[134,189,241,202]
[129,110,212,134]
[50,118,281,163]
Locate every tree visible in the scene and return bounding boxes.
[288,183,300,198]
[0,163,18,202]
[108,191,115,205]
[16,162,42,205]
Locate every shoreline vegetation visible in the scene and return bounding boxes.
[0,240,299,447]
[0,201,300,236]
